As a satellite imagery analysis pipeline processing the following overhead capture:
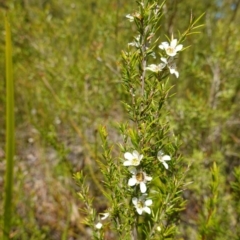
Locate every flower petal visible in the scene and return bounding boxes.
[167,52,176,57]
[162,161,169,169]
[140,182,147,193]
[101,213,109,220]
[145,199,153,206]
[95,222,102,229]
[132,150,139,158]
[126,14,134,22]
[170,39,177,48]
[146,64,158,72]
[175,44,183,52]
[162,155,171,161]
[159,42,169,49]
[143,206,151,214]
[139,194,148,201]
[124,152,133,160]
[146,176,152,181]
[157,150,164,156]
[160,58,167,65]
[169,67,176,74]
[128,177,137,186]
[137,208,143,215]
[129,167,137,174]
[174,71,179,78]
[123,161,132,166]
[132,197,138,205]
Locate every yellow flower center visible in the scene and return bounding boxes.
[136,172,144,182]
[137,200,144,209]
[132,158,139,165]
[166,47,174,54]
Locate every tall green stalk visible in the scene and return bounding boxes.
[3,15,15,240]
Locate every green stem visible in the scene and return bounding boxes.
[3,15,15,240]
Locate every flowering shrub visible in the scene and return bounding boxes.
[74,1,202,239]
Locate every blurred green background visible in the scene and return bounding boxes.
[0,0,239,239]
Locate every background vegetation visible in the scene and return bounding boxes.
[0,0,239,239]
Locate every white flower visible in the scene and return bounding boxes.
[132,195,152,215]
[95,222,102,229]
[157,226,161,232]
[128,35,140,47]
[123,150,143,166]
[157,150,171,169]
[159,39,183,57]
[128,41,140,47]
[100,212,109,220]
[128,42,137,47]
[126,14,134,22]
[128,168,152,193]
[161,57,179,78]
[95,212,109,229]
[145,63,166,73]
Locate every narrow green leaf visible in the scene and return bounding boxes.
[3,14,15,240]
